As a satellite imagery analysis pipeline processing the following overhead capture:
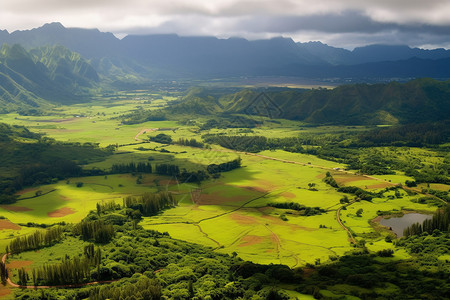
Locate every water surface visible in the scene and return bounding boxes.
[379,213,432,237]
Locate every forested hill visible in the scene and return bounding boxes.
[0,44,99,113]
[170,78,450,125]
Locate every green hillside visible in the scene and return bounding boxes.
[166,78,450,125]
[0,44,100,113]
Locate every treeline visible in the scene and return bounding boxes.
[199,116,263,130]
[357,121,450,147]
[73,220,115,243]
[175,138,203,148]
[111,162,152,174]
[17,244,102,286]
[206,158,241,174]
[123,192,177,216]
[323,172,339,188]
[155,164,209,183]
[121,110,166,125]
[337,186,380,201]
[403,205,450,237]
[405,168,450,185]
[7,226,63,254]
[109,160,242,184]
[268,202,326,216]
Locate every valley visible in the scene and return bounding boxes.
[0,87,448,299]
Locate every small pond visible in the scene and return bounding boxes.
[379,213,432,237]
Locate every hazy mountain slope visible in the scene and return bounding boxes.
[298,42,450,65]
[0,44,100,112]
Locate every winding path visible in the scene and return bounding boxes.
[336,203,356,244]
[134,128,159,141]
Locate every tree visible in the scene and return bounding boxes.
[356,208,363,217]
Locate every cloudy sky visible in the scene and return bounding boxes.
[1,0,450,49]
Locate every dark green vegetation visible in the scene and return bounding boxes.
[123,192,178,217]
[0,122,111,203]
[268,202,326,216]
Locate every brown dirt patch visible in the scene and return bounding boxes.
[371,216,383,223]
[157,178,178,186]
[135,128,158,140]
[6,260,33,270]
[0,205,32,212]
[334,174,370,185]
[239,235,264,247]
[316,173,326,179]
[230,213,259,225]
[60,196,72,201]
[281,192,296,199]
[0,285,12,297]
[196,191,247,205]
[258,207,274,213]
[48,207,76,217]
[15,187,38,195]
[240,186,268,193]
[256,180,277,190]
[0,220,21,230]
[367,182,393,189]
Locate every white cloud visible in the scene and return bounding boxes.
[0,0,449,48]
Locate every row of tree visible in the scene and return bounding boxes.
[337,186,380,201]
[111,162,153,174]
[7,226,63,254]
[73,220,115,243]
[17,245,102,286]
[123,192,177,216]
[206,158,241,174]
[268,202,326,216]
[323,172,339,188]
[403,205,450,237]
[155,164,210,183]
[175,138,204,148]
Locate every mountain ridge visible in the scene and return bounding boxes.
[1,23,450,79]
[167,78,450,125]
[0,44,100,113]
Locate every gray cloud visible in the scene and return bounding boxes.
[0,0,449,49]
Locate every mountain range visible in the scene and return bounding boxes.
[1,22,450,80]
[0,22,450,120]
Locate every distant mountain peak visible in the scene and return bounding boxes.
[42,22,65,29]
